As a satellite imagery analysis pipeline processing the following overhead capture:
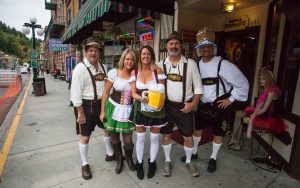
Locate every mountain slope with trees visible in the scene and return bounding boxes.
[0,21,42,65]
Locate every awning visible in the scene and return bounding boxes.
[62,0,110,43]
[62,0,175,44]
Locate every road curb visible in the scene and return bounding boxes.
[0,79,32,182]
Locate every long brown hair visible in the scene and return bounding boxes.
[138,45,157,69]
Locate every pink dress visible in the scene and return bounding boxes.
[244,86,286,134]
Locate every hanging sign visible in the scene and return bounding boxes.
[140,32,152,42]
[224,15,249,32]
[49,39,70,52]
[30,49,38,59]
[31,59,38,68]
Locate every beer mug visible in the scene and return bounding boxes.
[147,84,165,110]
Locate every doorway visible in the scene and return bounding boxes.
[216,26,260,102]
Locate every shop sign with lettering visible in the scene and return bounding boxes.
[49,39,70,52]
[224,15,249,32]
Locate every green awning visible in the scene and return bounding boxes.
[62,0,174,44]
[62,0,110,43]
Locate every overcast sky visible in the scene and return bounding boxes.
[0,0,51,39]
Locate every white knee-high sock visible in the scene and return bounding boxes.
[103,136,114,156]
[162,143,172,162]
[192,136,201,155]
[150,133,160,162]
[136,132,145,163]
[184,146,193,163]
[210,142,222,160]
[79,143,89,166]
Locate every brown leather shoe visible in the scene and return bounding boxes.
[186,162,200,177]
[162,161,172,177]
[81,164,92,180]
[105,154,116,161]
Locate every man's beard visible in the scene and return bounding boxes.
[168,48,181,56]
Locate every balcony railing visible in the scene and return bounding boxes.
[45,0,57,10]
[45,16,65,38]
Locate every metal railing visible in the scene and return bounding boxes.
[0,58,20,87]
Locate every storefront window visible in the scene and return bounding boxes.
[285,30,300,115]
[262,0,282,70]
[135,16,155,48]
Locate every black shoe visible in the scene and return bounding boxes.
[136,161,144,180]
[207,158,217,173]
[180,154,199,163]
[147,159,157,179]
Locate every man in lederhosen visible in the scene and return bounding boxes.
[71,38,114,180]
[158,31,203,177]
[192,26,249,173]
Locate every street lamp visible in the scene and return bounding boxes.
[22,17,46,96]
[22,17,44,79]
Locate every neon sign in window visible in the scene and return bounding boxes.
[140,32,152,41]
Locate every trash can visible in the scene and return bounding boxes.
[33,77,46,94]
[33,82,44,96]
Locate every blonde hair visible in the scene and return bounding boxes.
[118,49,137,70]
[138,45,158,69]
[260,70,275,87]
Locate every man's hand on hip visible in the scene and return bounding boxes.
[217,98,232,109]
[180,102,195,113]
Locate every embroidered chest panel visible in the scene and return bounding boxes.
[167,73,183,82]
[94,73,106,81]
[202,77,219,85]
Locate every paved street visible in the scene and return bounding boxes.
[0,75,300,188]
[0,74,30,143]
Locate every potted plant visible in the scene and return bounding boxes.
[105,26,122,41]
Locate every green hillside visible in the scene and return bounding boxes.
[0,21,42,65]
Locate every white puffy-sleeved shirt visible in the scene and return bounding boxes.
[157,55,203,103]
[107,69,131,91]
[199,56,249,103]
[71,58,107,107]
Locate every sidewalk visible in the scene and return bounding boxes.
[1,75,300,188]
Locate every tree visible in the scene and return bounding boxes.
[0,21,31,64]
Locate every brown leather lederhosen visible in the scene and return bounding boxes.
[160,58,194,137]
[74,62,106,135]
[198,59,233,117]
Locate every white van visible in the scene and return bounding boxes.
[20,63,30,74]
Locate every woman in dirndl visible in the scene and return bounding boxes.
[100,49,137,174]
[129,45,167,180]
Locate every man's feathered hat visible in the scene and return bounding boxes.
[195,26,216,49]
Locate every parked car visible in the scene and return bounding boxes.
[20,65,31,74]
[20,66,27,74]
